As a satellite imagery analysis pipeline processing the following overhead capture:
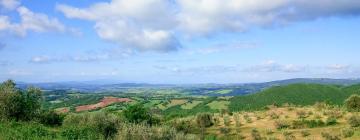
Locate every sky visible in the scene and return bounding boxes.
[0,0,360,84]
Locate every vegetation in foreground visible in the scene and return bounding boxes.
[1,80,360,140]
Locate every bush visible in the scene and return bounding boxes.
[196,113,213,128]
[116,123,196,140]
[296,110,308,119]
[283,131,295,140]
[269,112,279,120]
[63,112,121,139]
[326,117,337,126]
[0,80,42,121]
[219,127,230,134]
[342,128,354,138]
[306,119,325,128]
[274,120,290,130]
[251,129,262,140]
[123,104,154,125]
[38,110,64,126]
[171,119,196,134]
[345,94,360,112]
[321,132,341,140]
[300,130,310,137]
[61,125,99,140]
[348,114,360,127]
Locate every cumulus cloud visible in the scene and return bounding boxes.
[0,0,20,10]
[56,0,360,52]
[0,6,69,36]
[177,0,360,35]
[56,0,180,52]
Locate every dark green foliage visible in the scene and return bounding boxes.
[0,80,42,121]
[171,119,196,134]
[63,112,120,139]
[344,94,360,112]
[0,121,57,139]
[291,119,325,128]
[123,103,154,125]
[229,84,360,112]
[325,117,337,125]
[38,110,65,126]
[61,125,99,140]
[196,113,213,128]
[164,97,217,118]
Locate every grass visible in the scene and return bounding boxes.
[207,101,230,110]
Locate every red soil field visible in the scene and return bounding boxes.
[75,97,132,112]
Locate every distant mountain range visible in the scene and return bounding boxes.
[14,78,360,93]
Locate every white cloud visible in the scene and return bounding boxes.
[0,0,20,10]
[56,0,360,52]
[0,6,68,36]
[327,64,349,71]
[8,69,31,76]
[186,41,258,55]
[56,0,180,52]
[177,0,360,35]
[244,60,306,73]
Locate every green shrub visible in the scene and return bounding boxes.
[348,114,360,127]
[345,94,360,112]
[306,119,325,128]
[63,112,121,139]
[342,128,354,138]
[123,103,154,125]
[61,125,99,140]
[171,119,196,134]
[326,117,337,126]
[38,110,65,126]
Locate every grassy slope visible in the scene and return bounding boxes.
[229,84,360,112]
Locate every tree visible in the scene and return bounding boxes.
[345,94,360,112]
[123,104,153,124]
[196,113,213,140]
[0,80,42,121]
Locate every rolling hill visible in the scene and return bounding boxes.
[229,83,360,111]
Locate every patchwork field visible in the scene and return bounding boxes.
[75,97,132,112]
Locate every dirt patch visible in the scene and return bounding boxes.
[76,97,132,112]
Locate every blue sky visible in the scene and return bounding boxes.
[0,0,360,84]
